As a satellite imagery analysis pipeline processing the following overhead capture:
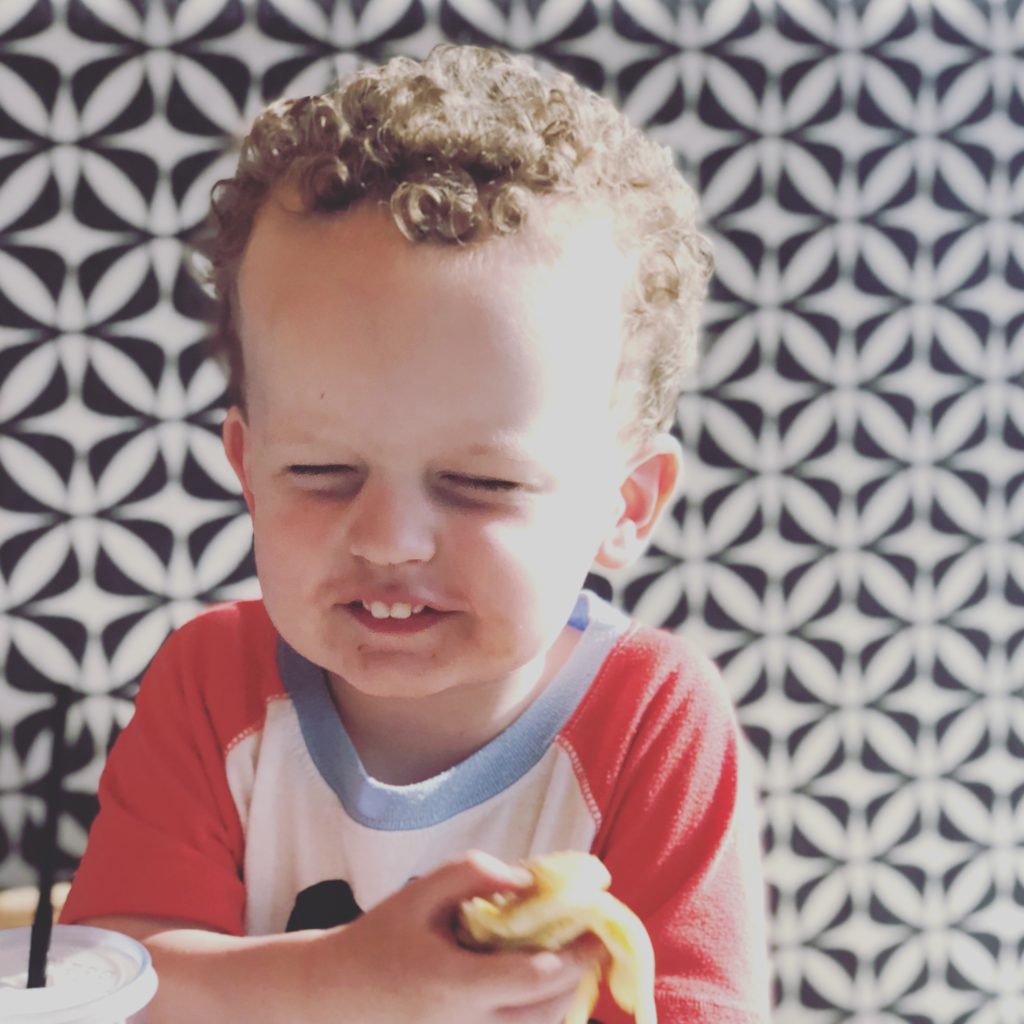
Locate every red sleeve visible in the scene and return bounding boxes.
[559,626,772,1024]
[60,602,280,935]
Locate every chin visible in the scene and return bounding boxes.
[340,673,451,701]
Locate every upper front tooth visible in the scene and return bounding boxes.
[365,601,414,619]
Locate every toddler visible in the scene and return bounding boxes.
[61,43,772,1024]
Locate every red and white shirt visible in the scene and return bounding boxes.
[63,590,772,1023]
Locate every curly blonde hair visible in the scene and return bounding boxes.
[197,43,713,444]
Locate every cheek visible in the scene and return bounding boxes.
[466,512,551,569]
[491,495,603,567]
[468,512,586,607]
[252,493,337,577]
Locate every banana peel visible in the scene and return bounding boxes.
[456,851,657,1024]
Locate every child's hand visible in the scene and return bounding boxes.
[309,850,606,1024]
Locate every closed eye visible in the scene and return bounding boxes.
[446,475,521,492]
[288,465,357,479]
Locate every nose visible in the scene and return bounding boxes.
[345,475,437,567]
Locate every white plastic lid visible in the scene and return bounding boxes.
[0,925,158,1024]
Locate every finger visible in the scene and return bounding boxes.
[462,945,596,1005]
[494,987,582,1024]
[562,931,609,968]
[408,851,534,923]
[462,849,535,892]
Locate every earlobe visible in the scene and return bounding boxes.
[595,433,682,570]
[222,405,256,515]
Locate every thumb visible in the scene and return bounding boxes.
[411,850,534,920]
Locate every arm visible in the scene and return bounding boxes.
[76,854,605,1024]
[60,614,250,933]
[601,730,772,1024]
[562,631,773,1024]
[73,914,325,1024]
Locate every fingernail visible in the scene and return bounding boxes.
[506,865,535,886]
[469,850,533,884]
[496,859,533,886]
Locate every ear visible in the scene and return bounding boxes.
[222,405,256,517]
[595,432,682,570]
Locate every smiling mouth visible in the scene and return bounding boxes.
[343,602,451,633]
[353,600,429,620]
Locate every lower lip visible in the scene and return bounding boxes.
[343,604,451,634]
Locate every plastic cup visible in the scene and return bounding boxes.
[0,925,158,1024]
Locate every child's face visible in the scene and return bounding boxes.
[225,192,642,703]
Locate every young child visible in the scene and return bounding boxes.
[60,43,771,1024]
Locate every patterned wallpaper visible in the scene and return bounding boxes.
[1,0,1023,1021]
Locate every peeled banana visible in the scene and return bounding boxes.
[456,851,657,1024]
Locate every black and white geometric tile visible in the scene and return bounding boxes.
[1,1,1022,1022]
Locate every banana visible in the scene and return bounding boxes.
[456,851,657,1024]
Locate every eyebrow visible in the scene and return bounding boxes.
[457,441,539,464]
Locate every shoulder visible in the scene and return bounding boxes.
[559,618,739,800]
[155,599,279,680]
[607,621,723,689]
[168,598,276,649]
[136,599,286,750]
[582,619,734,735]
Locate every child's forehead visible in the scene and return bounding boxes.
[241,193,632,350]
[238,191,640,444]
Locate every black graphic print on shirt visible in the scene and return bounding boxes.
[286,879,364,931]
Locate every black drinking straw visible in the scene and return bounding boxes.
[27,690,70,989]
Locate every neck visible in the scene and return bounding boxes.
[327,627,580,785]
